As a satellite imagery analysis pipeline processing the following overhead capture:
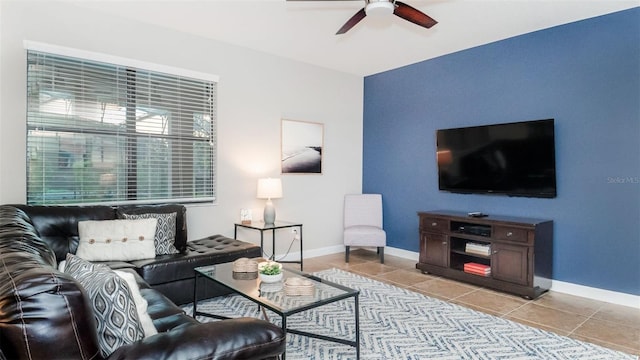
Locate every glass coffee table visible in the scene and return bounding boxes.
[194,262,360,360]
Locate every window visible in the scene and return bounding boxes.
[26,48,217,205]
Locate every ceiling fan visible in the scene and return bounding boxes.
[287,0,438,35]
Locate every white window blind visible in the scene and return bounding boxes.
[26,50,217,205]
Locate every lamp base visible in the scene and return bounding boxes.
[263,199,276,225]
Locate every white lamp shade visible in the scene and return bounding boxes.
[257,178,282,199]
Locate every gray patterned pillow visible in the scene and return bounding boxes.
[122,212,179,255]
[64,254,144,357]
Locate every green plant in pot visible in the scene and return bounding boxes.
[258,261,283,283]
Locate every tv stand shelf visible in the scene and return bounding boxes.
[416,210,553,299]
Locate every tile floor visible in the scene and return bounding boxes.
[290,249,640,357]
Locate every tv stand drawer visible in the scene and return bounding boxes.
[493,226,528,243]
[420,217,447,232]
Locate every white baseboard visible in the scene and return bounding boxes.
[550,280,640,309]
[274,244,343,263]
[298,245,640,309]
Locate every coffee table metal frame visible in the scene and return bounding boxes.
[193,262,360,360]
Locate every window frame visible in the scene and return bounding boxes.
[24,41,218,206]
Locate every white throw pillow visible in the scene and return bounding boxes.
[77,219,157,261]
[114,270,158,338]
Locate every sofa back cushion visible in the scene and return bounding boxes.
[0,206,57,268]
[14,205,116,263]
[12,204,188,261]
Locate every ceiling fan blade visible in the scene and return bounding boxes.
[336,8,366,34]
[393,1,438,29]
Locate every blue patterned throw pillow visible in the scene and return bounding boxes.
[64,254,144,357]
[122,212,179,255]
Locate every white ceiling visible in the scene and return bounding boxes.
[74,0,638,76]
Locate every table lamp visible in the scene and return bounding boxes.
[257,178,282,225]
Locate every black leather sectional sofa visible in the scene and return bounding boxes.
[0,204,285,360]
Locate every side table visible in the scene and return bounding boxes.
[234,220,303,270]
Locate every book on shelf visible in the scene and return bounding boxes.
[463,262,491,276]
[464,262,489,269]
[465,269,491,277]
[463,265,491,272]
[465,242,491,256]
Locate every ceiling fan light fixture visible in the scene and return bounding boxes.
[365,1,395,17]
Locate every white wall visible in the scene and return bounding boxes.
[0,1,363,256]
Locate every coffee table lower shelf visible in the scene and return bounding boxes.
[193,264,360,360]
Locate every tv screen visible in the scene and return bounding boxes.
[437,119,557,198]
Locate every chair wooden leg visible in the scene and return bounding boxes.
[379,247,384,264]
[345,246,350,263]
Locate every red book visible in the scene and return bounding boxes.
[464,262,490,271]
[464,268,491,276]
[464,267,490,273]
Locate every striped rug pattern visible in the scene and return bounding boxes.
[183,268,636,360]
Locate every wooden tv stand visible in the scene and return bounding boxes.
[416,210,553,299]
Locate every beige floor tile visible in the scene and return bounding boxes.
[507,303,588,333]
[376,269,436,287]
[570,334,640,356]
[573,317,640,351]
[348,262,397,276]
[591,303,640,330]
[532,291,604,317]
[410,278,479,299]
[411,288,451,302]
[502,315,571,336]
[454,288,528,315]
[451,301,505,317]
[381,256,418,270]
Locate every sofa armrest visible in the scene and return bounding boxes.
[106,317,285,360]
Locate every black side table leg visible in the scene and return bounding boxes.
[193,272,199,318]
[299,225,303,270]
[355,294,360,359]
[272,228,276,260]
[281,316,287,360]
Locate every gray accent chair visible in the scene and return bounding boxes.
[343,194,386,263]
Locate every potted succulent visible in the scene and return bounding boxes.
[258,261,283,283]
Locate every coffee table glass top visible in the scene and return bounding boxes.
[195,262,358,315]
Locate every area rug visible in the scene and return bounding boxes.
[183,268,636,360]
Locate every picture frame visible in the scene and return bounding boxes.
[281,119,324,174]
[239,209,252,225]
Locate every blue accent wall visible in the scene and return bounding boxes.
[363,8,640,295]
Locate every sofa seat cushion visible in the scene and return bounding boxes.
[130,235,262,286]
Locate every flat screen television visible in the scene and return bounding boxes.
[436,119,557,198]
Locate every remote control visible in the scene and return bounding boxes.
[468,212,487,217]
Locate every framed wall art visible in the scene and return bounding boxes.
[281,119,323,174]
